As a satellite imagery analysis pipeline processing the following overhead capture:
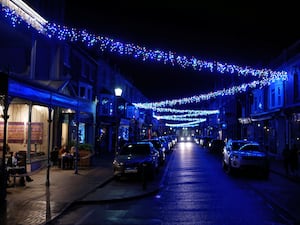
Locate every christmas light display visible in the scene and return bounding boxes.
[134,75,287,108]
[1,0,47,30]
[165,119,206,128]
[1,2,287,81]
[138,107,219,115]
[0,1,289,125]
[154,114,204,121]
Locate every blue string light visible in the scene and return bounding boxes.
[0,3,288,112]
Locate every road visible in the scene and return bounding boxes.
[49,142,299,225]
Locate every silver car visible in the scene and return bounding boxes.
[222,140,269,179]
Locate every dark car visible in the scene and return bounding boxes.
[112,142,160,180]
[199,136,213,148]
[142,139,166,165]
[208,139,225,154]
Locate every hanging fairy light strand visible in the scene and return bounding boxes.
[154,114,205,121]
[145,107,219,115]
[133,76,287,108]
[1,2,287,80]
[0,1,288,110]
[165,119,206,128]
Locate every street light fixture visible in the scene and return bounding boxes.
[114,87,122,154]
[114,87,122,97]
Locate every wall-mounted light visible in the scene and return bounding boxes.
[114,87,122,97]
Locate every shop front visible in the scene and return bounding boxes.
[0,76,96,172]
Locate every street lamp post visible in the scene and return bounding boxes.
[74,110,79,175]
[46,102,53,186]
[114,87,122,154]
[0,73,9,203]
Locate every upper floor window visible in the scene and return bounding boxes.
[64,46,71,67]
[277,87,281,105]
[82,62,89,78]
[90,66,96,82]
[254,97,258,111]
[271,88,275,108]
[252,89,263,113]
[294,72,299,101]
[70,55,81,78]
[99,95,114,116]
[269,80,284,109]
[78,82,92,101]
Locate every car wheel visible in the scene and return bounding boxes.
[225,160,234,175]
[149,166,156,180]
[222,159,228,171]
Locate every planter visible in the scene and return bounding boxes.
[77,150,92,167]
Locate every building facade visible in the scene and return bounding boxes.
[0,1,148,172]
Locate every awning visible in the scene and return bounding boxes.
[8,78,95,114]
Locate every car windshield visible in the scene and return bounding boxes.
[150,141,161,149]
[142,140,161,149]
[231,141,249,150]
[120,144,150,155]
[240,144,262,152]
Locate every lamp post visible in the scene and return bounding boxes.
[114,87,122,154]
[74,109,79,175]
[0,73,9,203]
[46,104,53,186]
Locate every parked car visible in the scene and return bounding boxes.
[142,138,166,165]
[223,139,251,153]
[208,139,225,154]
[112,142,160,180]
[159,136,171,153]
[222,140,269,179]
[199,136,213,148]
[193,135,201,145]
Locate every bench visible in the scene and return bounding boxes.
[7,166,26,187]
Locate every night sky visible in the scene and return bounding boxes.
[63,1,300,103]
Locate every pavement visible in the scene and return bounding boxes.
[0,151,299,225]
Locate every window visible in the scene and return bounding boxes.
[100,96,114,116]
[271,88,275,108]
[78,83,93,100]
[294,72,299,101]
[277,87,281,105]
[70,55,81,78]
[82,62,89,78]
[252,89,263,113]
[80,87,85,98]
[63,46,70,67]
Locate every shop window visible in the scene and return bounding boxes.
[79,123,85,143]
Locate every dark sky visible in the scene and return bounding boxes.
[63,1,300,102]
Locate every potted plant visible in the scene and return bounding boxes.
[77,143,93,167]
